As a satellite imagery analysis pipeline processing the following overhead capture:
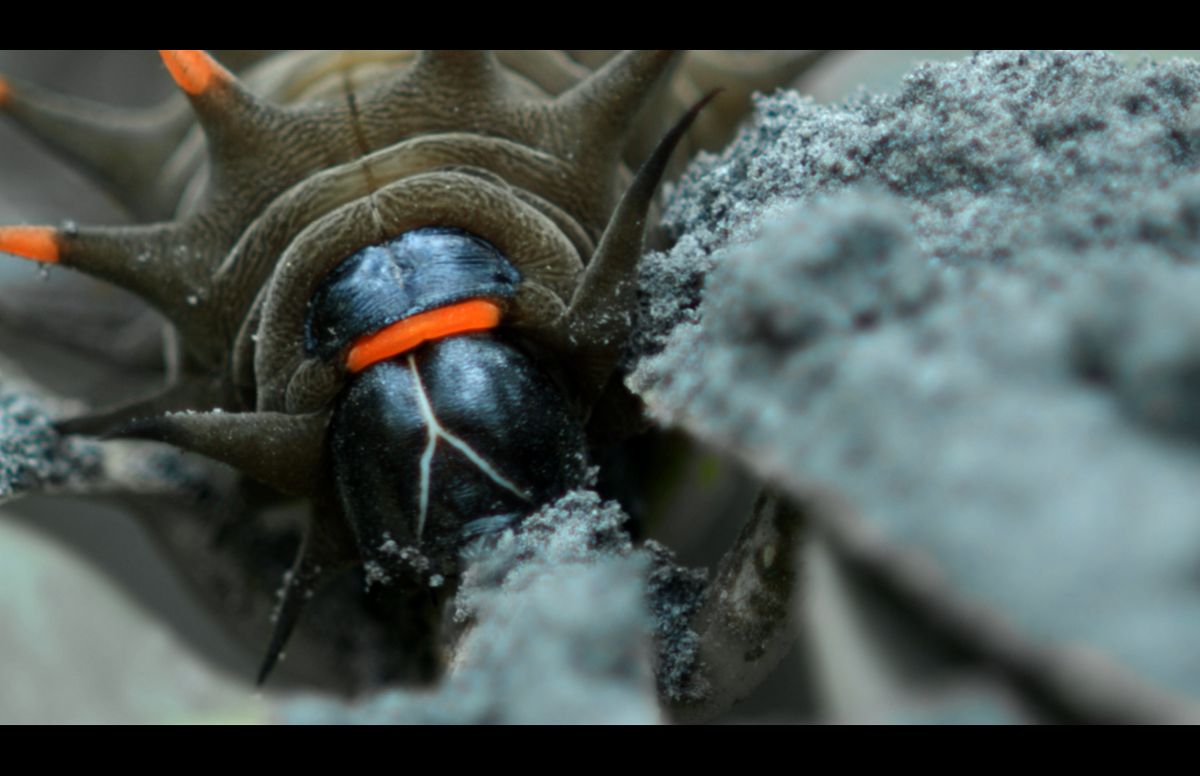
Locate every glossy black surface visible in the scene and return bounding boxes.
[305,227,522,360]
[330,335,587,572]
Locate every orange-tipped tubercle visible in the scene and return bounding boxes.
[0,76,12,108]
[159,50,229,96]
[0,226,61,264]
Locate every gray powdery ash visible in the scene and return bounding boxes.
[0,385,100,502]
[281,491,707,724]
[0,373,211,506]
[633,50,1200,710]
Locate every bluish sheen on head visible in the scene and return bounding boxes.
[305,227,522,360]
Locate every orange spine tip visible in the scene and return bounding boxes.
[159,50,228,96]
[347,299,503,374]
[0,76,11,108]
[0,226,61,264]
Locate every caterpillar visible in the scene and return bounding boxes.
[0,50,823,693]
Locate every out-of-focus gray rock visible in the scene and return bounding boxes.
[632,50,1200,717]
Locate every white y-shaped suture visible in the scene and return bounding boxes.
[406,355,530,538]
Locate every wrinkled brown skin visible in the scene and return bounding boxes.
[1,51,827,694]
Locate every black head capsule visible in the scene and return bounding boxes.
[307,227,587,580]
[306,227,523,360]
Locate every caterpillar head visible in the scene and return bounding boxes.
[0,50,706,684]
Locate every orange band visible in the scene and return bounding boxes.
[0,76,12,108]
[346,299,503,373]
[0,226,61,264]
